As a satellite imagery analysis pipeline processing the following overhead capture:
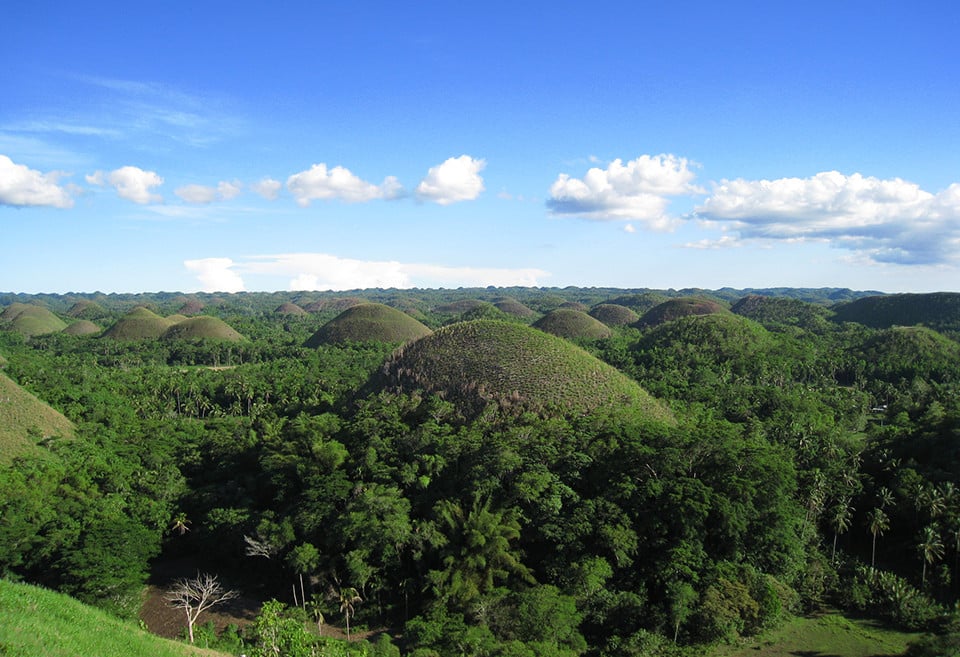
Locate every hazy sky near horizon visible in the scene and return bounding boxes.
[3,1,960,294]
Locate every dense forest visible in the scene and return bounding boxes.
[1,286,960,657]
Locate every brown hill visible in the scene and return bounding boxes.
[101,307,176,340]
[533,309,612,340]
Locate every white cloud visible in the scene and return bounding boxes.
[175,179,243,204]
[88,165,163,204]
[251,177,282,200]
[695,171,960,265]
[415,155,486,205]
[547,154,702,227]
[188,252,549,291]
[183,257,246,293]
[286,163,403,206]
[0,154,74,208]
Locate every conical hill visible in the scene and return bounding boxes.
[533,309,612,339]
[305,303,432,347]
[635,297,729,329]
[589,303,640,327]
[372,320,674,421]
[161,316,245,341]
[1,305,67,336]
[101,307,175,340]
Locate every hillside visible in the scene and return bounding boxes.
[588,303,640,326]
[533,308,612,340]
[161,316,245,342]
[0,370,74,463]
[0,579,227,657]
[635,296,730,328]
[372,319,673,421]
[101,307,176,340]
[0,304,68,336]
[832,292,960,334]
[731,294,834,330]
[305,303,432,346]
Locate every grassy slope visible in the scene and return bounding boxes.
[306,303,432,346]
[712,613,921,657]
[378,320,673,421]
[0,579,228,657]
[0,371,73,464]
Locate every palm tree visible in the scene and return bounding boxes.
[867,507,889,567]
[170,512,191,536]
[307,593,325,636]
[831,498,853,562]
[918,525,945,587]
[338,586,362,641]
[431,496,534,608]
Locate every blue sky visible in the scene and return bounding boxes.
[3,1,959,294]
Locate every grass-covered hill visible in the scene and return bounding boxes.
[275,302,307,316]
[177,299,206,315]
[832,292,960,334]
[161,316,246,342]
[0,304,68,336]
[305,303,433,347]
[0,579,227,657]
[635,296,730,329]
[372,319,674,421]
[533,308,613,340]
[62,319,101,336]
[66,299,108,319]
[101,307,176,340]
[302,297,364,313]
[493,298,537,318]
[589,303,640,327]
[731,294,834,330]
[0,370,74,463]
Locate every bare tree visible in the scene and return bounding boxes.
[164,572,238,643]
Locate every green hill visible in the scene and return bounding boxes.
[849,325,960,384]
[731,294,834,330]
[2,305,68,337]
[66,299,108,319]
[372,320,674,421]
[305,303,433,347]
[161,316,246,341]
[635,297,730,329]
[0,371,74,464]
[62,319,101,336]
[101,307,176,340]
[832,292,960,334]
[433,299,487,314]
[589,303,640,327]
[605,292,670,313]
[0,579,227,657]
[533,308,612,340]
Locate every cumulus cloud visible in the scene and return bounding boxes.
[286,163,402,206]
[183,257,246,293]
[251,177,282,200]
[695,171,960,265]
[175,179,242,204]
[186,252,549,291]
[88,165,163,204]
[415,155,486,205]
[0,154,74,208]
[547,154,702,227]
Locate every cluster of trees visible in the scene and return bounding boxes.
[1,291,960,656]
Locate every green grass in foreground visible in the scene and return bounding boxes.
[712,612,923,657]
[0,579,227,657]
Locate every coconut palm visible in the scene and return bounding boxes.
[831,498,854,562]
[867,507,889,567]
[338,586,362,641]
[918,525,945,587]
